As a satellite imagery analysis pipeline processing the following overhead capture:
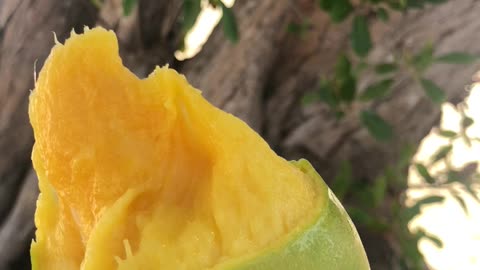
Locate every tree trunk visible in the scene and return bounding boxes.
[1,0,479,269]
[0,0,98,268]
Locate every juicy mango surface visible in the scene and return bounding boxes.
[29,27,369,270]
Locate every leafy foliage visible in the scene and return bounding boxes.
[375,63,397,74]
[301,1,478,143]
[122,0,137,16]
[318,0,353,23]
[412,44,434,73]
[436,52,480,64]
[335,55,357,101]
[301,1,480,268]
[359,79,393,101]
[219,1,239,42]
[420,78,446,104]
[360,110,393,141]
[351,16,372,57]
[415,163,434,184]
[182,0,202,33]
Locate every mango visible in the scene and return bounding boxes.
[29,27,370,270]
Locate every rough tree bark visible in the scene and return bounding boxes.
[0,0,479,269]
[0,0,98,268]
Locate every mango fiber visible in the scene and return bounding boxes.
[29,27,370,270]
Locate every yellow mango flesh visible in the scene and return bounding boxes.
[29,28,323,270]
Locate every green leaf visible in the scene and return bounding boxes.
[425,0,449,4]
[339,76,356,102]
[438,129,457,138]
[332,161,352,200]
[360,79,393,101]
[318,0,334,10]
[335,55,356,102]
[330,0,353,23]
[415,163,435,184]
[436,52,479,64]
[351,16,372,57]
[335,55,352,76]
[375,63,397,74]
[122,0,137,16]
[462,116,474,128]
[321,82,339,107]
[406,0,426,8]
[182,0,202,33]
[423,232,444,248]
[462,132,472,147]
[220,2,239,43]
[416,195,445,207]
[420,78,446,103]
[303,78,345,106]
[403,204,421,221]
[430,145,452,164]
[376,7,389,22]
[360,110,393,141]
[398,144,416,170]
[465,184,480,203]
[314,80,339,107]
[413,44,434,72]
[286,22,310,37]
[452,193,469,215]
[387,2,404,11]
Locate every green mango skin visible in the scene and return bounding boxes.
[217,159,370,270]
